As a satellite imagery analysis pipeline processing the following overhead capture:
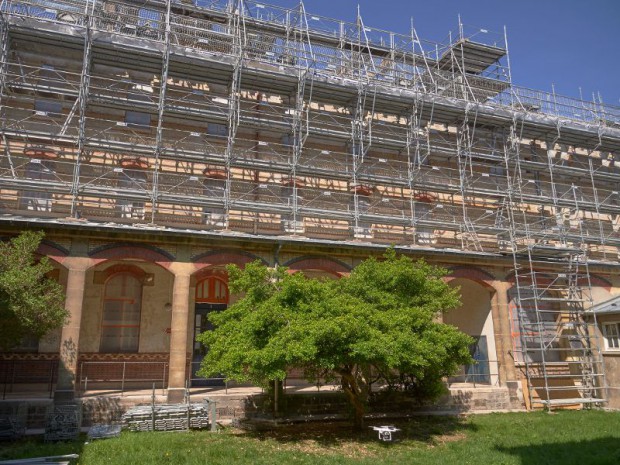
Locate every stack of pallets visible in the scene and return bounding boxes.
[0,416,25,441]
[122,403,209,432]
[44,404,81,442]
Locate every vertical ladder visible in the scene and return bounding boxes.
[504,124,606,409]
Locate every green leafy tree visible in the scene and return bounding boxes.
[198,250,473,429]
[0,231,67,349]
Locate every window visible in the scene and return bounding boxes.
[203,178,226,226]
[489,164,504,177]
[195,277,229,304]
[414,201,434,245]
[37,64,61,99]
[124,87,153,129]
[603,323,620,350]
[12,334,39,353]
[20,160,55,212]
[416,153,430,167]
[117,169,147,220]
[207,123,228,138]
[100,273,142,353]
[280,183,304,233]
[34,99,62,116]
[281,133,296,148]
[125,110,151,129]
[357,196,371,235]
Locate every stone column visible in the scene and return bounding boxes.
[491,280,517,383]
[167,263,193,402]
[55,257,91,402]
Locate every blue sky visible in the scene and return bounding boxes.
[252,0,620,107]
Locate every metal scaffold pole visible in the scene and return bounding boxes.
[0,5,9,112]
[286,1,312,234]
[502,113,537,407]
[455,105,482,252]
[69,1,94,217]
[150,0,172,224]
[223,0,244,229]
[406,97,425,244]
[289,67,309,233]
[0,9,14,181]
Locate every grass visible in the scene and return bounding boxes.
[2,411,620,465]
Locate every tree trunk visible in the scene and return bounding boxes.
[340,369,366,430]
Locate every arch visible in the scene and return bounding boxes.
[195,276,229,304]
[445,266,496,291]
[445,277,498,385]
[504,269,562,286]
[89,243,174,269]
[192,249,267,274]
[505,270,613,292]
[588,274,613,292]
[283,256,351,277]
[37,239,69,266]
[0,235,68,267]
[97,263,149,284]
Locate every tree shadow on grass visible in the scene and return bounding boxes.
[237,415,476,449]
[497,437,620,465]
[0,435,84,463]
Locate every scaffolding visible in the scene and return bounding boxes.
[0,0,619,407]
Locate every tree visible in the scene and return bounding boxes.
[198,250,473,429]
[0,231,67,349]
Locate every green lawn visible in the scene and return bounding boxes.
[2,411,620,465]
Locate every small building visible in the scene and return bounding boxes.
[591,296,620,409]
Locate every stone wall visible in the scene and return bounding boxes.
[603,354,620,409]
[0,385,524,431]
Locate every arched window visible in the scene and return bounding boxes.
[100,272,142,352]
[195,276,228,304]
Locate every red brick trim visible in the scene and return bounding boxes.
[89,244,173,269]
[445,266,496,290]
[79,353,169,362]
[96,264,149,284]
[589,275,613,292]
[193,267,229,284]
[0,353,59,360]
[37,240,69,266]
[284,256,351,277]
[504,271,612,291]
[192,250,266,275]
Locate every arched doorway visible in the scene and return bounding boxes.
[445,278,498,385]
[192,275,229,386]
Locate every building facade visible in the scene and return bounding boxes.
[0,0,619,410]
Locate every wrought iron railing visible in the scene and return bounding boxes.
[0,359,58,399]
[79,360,168,394]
